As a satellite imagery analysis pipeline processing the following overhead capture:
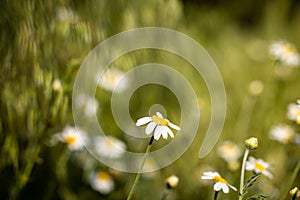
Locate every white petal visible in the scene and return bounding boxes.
[161,128,168,139]
[145,122,156,135]
[165,127,174,138]
[263,171,273,179]
[136,117,152,126]
[245,162,254,171]
[203,172,220,177]
[214,182,222,191]
[169,122,181,130]
[221,184,229,193]
[156,112,163,118]
[228,184,237,191]
[154,130,162,140]
[201,176,213,180]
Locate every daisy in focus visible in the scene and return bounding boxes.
[55,126,89,151]
[245,156,273,179]
[287,101,300,124]
[94,136,126,159]
[97,68,128,93]
[201,171,237,193]
[269,40,300,67]
[89,171,115,194]
[136,112,180,140]
[269,124,295,144]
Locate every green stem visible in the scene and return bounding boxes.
[239,149,249,200]
[161,188,169,200]
[127,136,154,200]
[214,191,219,200]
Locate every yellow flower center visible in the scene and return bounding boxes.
[283,44,295,55]
[152,115,169,126]
[65,136,76,144]
[97,172,111,181]
[254,163,266,171]
[213,176,228,184]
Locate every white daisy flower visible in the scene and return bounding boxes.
[97,68,128,93]
[269,41,299,67]
[245,156,273,179]
[217,141,242,163]
[287,103,300,124]
[136,112,180,140]
[56,126,89,151]
[94,136,126,159]
[269,124,295,144]
[201,171,237,193]
[74,94,99,117]
[89,171,114,194]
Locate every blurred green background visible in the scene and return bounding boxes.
[1,0,300,199]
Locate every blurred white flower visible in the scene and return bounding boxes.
[165,175,179,188]
[75,94,99,117]
[94,136,126,159]
[269,41,299,67]
[136,112,180,140]
[287,102,300,124]
[201,171,237,193]
[269,124,295,144]
[248,80,264,96]
[217,141,242,163]
[97,68,128,93]
[245,156,273,179]
[89,171,114,194]
[52,79,62,91]
[56,7,79,23]
[56,126,88,151]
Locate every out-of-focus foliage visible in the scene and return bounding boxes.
[1,0,300,199]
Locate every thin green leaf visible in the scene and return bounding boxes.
[242,173,261,195]
[246,194,269,200]
[279,160,300,200]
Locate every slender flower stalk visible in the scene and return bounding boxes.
[127,136,154,200]
[239,148,249,200]
[239,137,258,200]
[214,191,219,200]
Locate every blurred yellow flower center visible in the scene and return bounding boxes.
[254,163,265,171]
[65,136,76,144]
[97,172,110,181]
[213,176,228,184]
[283,44,294,55]
[107,74,118,84]
[152,115,169,126]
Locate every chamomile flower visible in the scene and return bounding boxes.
[245,157,273,179]
[136,112,180,140]
[75,94,99,117]
[201,171,237,193]
[217,141,242,163]
[269,41,299,67]
[89,171,115,194]
[94,136,126,159]
[269,124,295,144]
[287,101,300,124]
[56,126,88,151]
[97,68,128,93]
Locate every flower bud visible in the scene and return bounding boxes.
[244,137,258,150]
[165,175,179,189]
[290,187,300,198]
